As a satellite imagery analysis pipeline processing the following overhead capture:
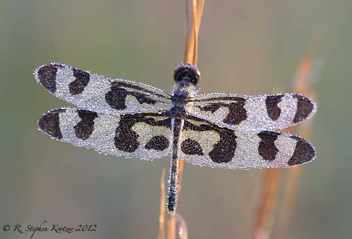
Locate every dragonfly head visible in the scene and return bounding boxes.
[174,63,200,86]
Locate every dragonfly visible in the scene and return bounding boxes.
[35,62,316,212]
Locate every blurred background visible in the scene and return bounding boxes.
[0,0,351,238]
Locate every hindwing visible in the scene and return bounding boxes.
[38,109,173,160]
[180,116,316,169]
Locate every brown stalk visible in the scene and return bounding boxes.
[252,27,323,239]
[276,28,324,238]
[289,26,326,95]
[184,0,204,65]
[161,1,205,239]
[158,168,166,239]
[252,168,282,239]
[176,0,204,209]
[173,213,189,239]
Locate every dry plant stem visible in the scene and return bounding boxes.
[184,0,189,57]
[158,168,166,239]
[177,159,185,195]
[178,0,204,196]
[167,215,176,239]
[178,0,204,195]
[166,2,204,239]
[191,0,199,65]
[276,99,315,239]
[290,26,325,94]
[173,213,189,239]
[233,176,265,239]
[176,0,204,211]
[276,33,320,237]
[252,168,282,239]
[184,0,204,65]
[252,27,322,239]
[276,165,303,238]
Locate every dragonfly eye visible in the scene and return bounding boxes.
[174,63,200,85]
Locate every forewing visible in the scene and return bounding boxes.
[38,109,172,160]
[34,63,172,114]
[180,116,316,169]
[186,93,316,131]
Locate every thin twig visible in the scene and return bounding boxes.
[177,0,204,208]
[173,213,189,239]
[184,0,189,60]
[252,168,282,239]
[176,0,205,208]
[167,214,176,239]
[252,27,324,239]
[158,168,166,239]
[184,0,204,65]
[191,0,198,65]
[276,27,324,238]
[166,2,204,239]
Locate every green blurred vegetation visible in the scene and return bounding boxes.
[0,1,351,239]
